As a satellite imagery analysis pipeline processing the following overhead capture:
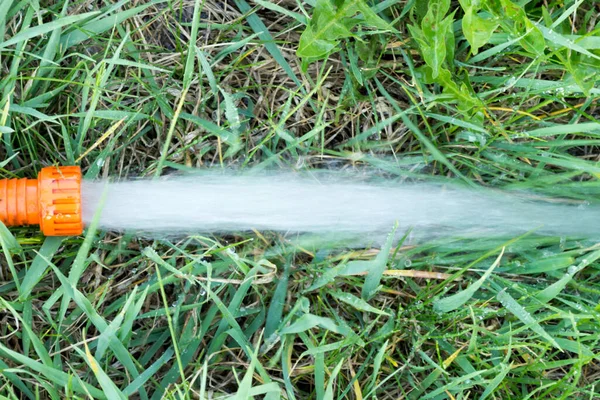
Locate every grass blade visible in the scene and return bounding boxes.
[0,12,98,49]
[18,237,63,299]
[496,289,561,350]
[434,247,504,313]
[59,1,165,49]
[76,341,126,400]
[265,261,290,338]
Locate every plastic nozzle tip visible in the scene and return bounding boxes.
[0,166,83,236]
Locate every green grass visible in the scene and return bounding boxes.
[2,0,600,398]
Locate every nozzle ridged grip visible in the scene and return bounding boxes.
[38,166,83,236]
[0,178,39,226]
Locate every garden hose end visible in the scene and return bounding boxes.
[0,166,83,236]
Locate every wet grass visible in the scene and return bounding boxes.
[2,0,600,398]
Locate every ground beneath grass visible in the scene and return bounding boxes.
[1,0,600,398]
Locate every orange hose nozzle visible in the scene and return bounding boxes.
[0,166,83,236]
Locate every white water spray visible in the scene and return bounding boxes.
[81,170,600,243]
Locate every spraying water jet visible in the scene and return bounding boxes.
[1,165,599,243]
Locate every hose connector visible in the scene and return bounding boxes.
[0,166,83,236]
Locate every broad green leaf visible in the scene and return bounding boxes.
[436,68,481,112]
[462,8,499,55]
[483,0,545,57]
[355,2,394,30]
[407,0,483,113]
[520,18,545,56]
[298,26,337,59]
[408,0,454,78]
[298,0,352,59]
[568,56,596,97]
[496,0,522,19]
[444,13,456,66]
[297,0,392,64]
[457,0,474,9]
[420,0,452,78]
